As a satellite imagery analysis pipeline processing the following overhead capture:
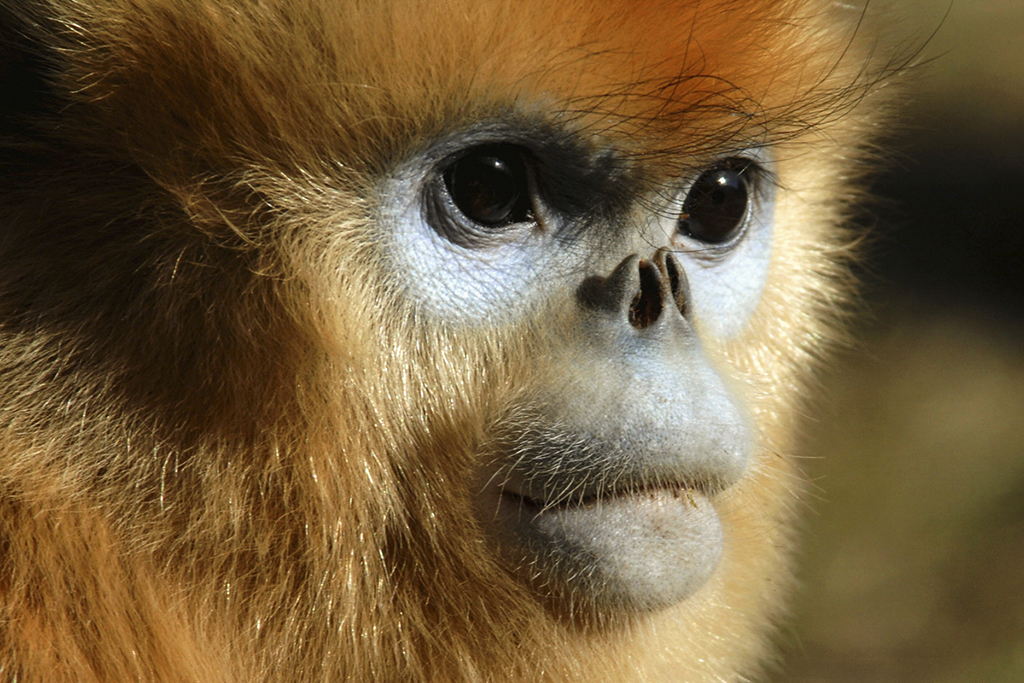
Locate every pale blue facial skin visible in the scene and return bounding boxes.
[382,146,774,340]
[377,135,775,611]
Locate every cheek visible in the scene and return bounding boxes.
[682,202,775,340]
[379,170,574,323]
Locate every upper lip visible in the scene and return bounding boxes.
[482,410,748,512]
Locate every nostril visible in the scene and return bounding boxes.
[576,254,684,329]
[629,260,663,329]
[654,249,689,319]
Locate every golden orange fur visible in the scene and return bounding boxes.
[0,1,897,681]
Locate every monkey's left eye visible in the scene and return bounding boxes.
[678,160,755,245]
[442,146,534,228]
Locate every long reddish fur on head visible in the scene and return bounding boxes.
[0,1,894,681]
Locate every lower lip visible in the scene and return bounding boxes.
[490,486,724,611]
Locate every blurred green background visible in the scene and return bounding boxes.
[771,1,1024,682]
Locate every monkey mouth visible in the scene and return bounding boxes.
[475,404,748,613]
[499,480,709,513]
[479,471,726,613]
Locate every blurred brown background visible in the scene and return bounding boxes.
[772,1,1024,682]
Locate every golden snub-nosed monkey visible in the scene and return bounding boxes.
[0,1,901,681]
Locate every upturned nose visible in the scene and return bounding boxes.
[576,248,691,330]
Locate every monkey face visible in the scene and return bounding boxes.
[380,124,779,611]
[0,0,894,678]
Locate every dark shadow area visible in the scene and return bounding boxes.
[871,138,1024,319]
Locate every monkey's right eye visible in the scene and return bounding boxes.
[442,146,534,228]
